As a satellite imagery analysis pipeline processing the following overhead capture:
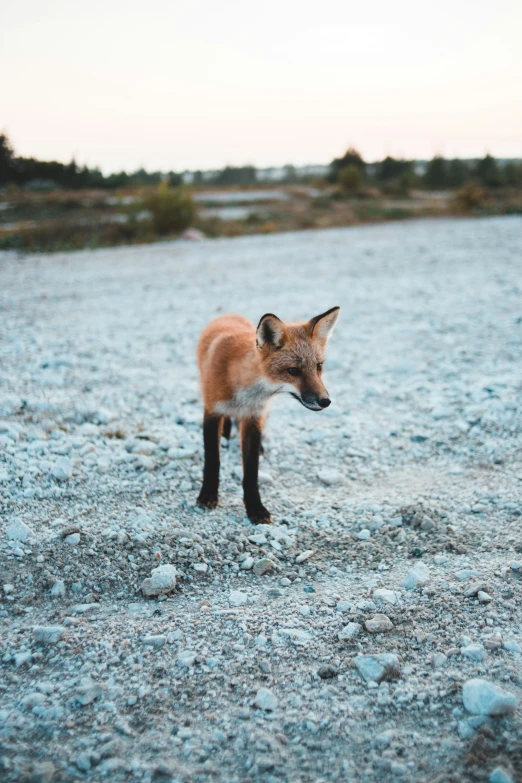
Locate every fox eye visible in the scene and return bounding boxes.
[317,363,323,372]
[287,367,300,377]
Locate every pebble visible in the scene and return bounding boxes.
[402,562,430,589]
[34,625,66,644]
[193,563,208,573]
[357,529,371,540]
[141,564,177,597]
[65,532,80,545]
[365,614,393,633]
[295,550,315,564]
[354,654,401,683]
[317,468,343,485]
[338,622,362,641]
[177,651,197,668]
[253,557,276,576]
[489,767,514,783]
[465,581,488,597]
[240,556,254,570]
[51,457,73,481]
[461,643,485,662]
[6,518,34,541]
[254,687,278,711]
[477,590,492,603]
[373,588,400,605]
[229,590,248,606]
[317,664,338,680]
[504,640,522,653]
[143,635,166,648]
[462,679,517,716]
[50,579,66,597]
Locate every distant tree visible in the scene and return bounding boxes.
[446,159,470,188]
[329,147,366,183]
[424,156,447,188]
[0,133,16,184]
[476,154,503,187]
[215,166,257,186]
[503,161,522,187]
[376,156,412,182]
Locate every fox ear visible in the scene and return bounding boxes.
[256,313,287,349]
[308,306,340,342]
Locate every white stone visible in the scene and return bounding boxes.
[51,457,73,481]
[177,650,197,668]
[357,529,371,540]
[34,626,66,644]
[402,562,429,590]
[461,643,485,662]
[489,767,514,783]
[365,614,393,633]
[354,654,401,683]
[141,564,177,597]
[373,588,400,606]
[50,579,66,597]
[229,590,248,606]
[295,550,315,564]
[462,679,517,716]
[65,532,80,545]
[6,519,33,542]
[317,469,343,486]
[254,687,277,711]
[240,556,254,570]
[338,622,362,641]
[193,563,208,573]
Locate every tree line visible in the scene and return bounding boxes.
[1,132,521,190]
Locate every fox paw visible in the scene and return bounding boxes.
[197,490,219,510]
[247,504,272,525]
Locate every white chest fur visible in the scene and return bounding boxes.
[215,379,285,419]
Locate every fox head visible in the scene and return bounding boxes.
[256,307,340,411]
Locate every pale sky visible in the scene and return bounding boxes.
[2,0,521,173]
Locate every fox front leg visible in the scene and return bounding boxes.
[197,413,223,510]
[240,417,271,524]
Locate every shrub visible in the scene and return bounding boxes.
[145,184,195,235]
[338,165,363,192]
[454,183,486,211]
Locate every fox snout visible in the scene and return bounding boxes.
[294,389,331,411]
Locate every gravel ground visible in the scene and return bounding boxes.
[1,216,522,783]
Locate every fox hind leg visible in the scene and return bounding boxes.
[222,416,232,441]
[197,413,223,510]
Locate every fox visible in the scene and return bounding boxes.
[196,306,340,524]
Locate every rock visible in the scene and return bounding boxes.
[477,590,492,603]
[177,651,197,667]
[354,654,401,683]
[462,679,517,716]
[461,643,485,662]
[6,518,33,541]
[431,653,447,668]
[455,569,481,580]
[338,622,362,641]
[51,457,73,481]
[34,626,66,644]
[373,588,400,606]
[402,562,429,589]
[30,761,55,783]
[253,558,275,576]
[318,664,338,680]
[181,228,206,241]
[365,614,393,633]
[484,635,503,651]
[141,564,177,597]
[229,590,247,606]
[76,752,91,772]
[193,562,208,573]
[65,532,80,546]
[317,469,343,485]
[295,550,315,564]
[504,640,522,653]
[240,556,254,570]
[50,579,66,597]
[14,651,32,667]
[357,529,371,540]
[489,767,514,783]
[75,681,103,705]
[254,687,277,711]
[465,581,488,597]
[143,635,166,648]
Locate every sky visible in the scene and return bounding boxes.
[2,0,521,173]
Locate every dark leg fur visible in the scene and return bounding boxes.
[222,416,232,440]
[197,413,223,510]
[241,417,271,524]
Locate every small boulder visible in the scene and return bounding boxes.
[141,564,177,597]
[365,614,394,633]
[462,679,517,716]
[354,653,401,683]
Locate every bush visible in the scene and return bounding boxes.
[454,183,486,211]
[338,165,362,192]
[145,184,195,235]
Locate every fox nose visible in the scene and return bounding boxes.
[318,397,331,409]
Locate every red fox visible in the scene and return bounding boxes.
[196,307,340,523]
